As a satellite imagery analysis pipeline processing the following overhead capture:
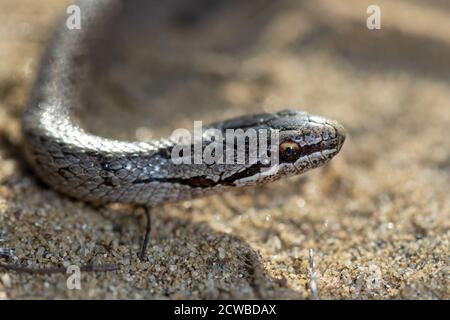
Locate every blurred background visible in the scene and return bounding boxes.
[0,0,448,299]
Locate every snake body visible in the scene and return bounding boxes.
[22,0,346,206]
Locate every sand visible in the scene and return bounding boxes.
[0,0,448,299]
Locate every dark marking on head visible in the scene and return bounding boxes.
[278,141,327,164]
[220,163,264,186]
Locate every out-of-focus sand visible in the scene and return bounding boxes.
[0,0,448,299]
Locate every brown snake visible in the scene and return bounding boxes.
[22,0,346,208]
[0,0,349,266]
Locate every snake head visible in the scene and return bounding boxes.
[274,109,345,170]
[223,109,346,186]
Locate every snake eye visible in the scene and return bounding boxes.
[279,141,301,162]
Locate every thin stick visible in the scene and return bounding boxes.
[309,248,318,300]
[138,206,152,261]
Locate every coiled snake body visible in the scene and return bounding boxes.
[22,0,346,207]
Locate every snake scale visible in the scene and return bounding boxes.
[22,0,346,207]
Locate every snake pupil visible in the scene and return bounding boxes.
[279,141,301,162]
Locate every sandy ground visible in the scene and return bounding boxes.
[0,0,448,299]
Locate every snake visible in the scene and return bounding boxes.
[22,0,346,208]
